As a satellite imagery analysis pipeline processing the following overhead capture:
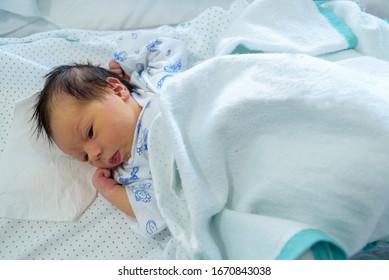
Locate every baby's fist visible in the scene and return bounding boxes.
[92,168,118,195]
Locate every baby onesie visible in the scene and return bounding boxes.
[113,99,163,237]
[112,36,187,237]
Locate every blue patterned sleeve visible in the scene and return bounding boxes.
[113,166,166,237]
[124,179,166,237]
[113,37,188,105]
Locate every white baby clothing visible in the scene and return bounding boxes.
[112,37,187,237]
[113,99,163,237]
[114,36,187,107]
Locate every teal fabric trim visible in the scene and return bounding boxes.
[311,240,344,259]
[316,5,357,49]
[351,241,389,260]
[276,229,347,260]
[362,240,389,252]
[230,45,264,55]
[313,0,330,4]
[362,241,380,251]
[63,38,80,42]
[384,19,389,24]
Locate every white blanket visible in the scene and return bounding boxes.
[216,0,357,55]
[149,53,389,259]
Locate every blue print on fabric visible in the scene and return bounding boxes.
[140,183,151,189]
[136,141,143,155]
[136,121,142,134]
[157,74,173,89]
[118,166,140,184]
[136,127,149,155]
[136,122,143,155]
[146,39,162,52]
[166,49,172,56]
[133,189,151,203]
[130,167,139,181]
[132,32,138,39]
[136,63,145,72]
[164,59,182,73]
[143,128,149,151]
[114,51,128,62]
[119,177,131,185]
[146,220,158,235]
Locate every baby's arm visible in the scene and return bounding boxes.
[92,168,135,218]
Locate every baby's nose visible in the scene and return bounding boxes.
[86,144,102,163]
[88,151,102,163]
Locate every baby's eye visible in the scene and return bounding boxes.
[88,126,94,139]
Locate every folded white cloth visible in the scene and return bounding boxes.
[149,53,389,259]
[322,0,389,60]
[215,0,357,56]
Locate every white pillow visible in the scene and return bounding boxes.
[1,0,236,37]
[0,0,42,35]
[0,0,41,17]
[37,0,237,30]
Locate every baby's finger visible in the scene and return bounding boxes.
[108,59,120,69]
[101,168,111,178]
[94,168,111,178]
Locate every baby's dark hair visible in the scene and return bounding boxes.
[31,62,133,143]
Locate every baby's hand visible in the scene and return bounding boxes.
[108,59,130,81]
[92,168,135,217]
[92,168,118,195]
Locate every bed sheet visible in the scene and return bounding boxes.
[0,196,171,259]
[1,0,389,260]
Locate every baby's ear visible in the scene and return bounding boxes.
[106,77,130,100]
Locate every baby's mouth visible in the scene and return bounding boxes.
[109,151,121,165]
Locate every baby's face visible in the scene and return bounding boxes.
[50,81,141,169]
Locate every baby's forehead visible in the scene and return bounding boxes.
[51,84,107,104]
[49,93,88,123]
[51,91,91,108]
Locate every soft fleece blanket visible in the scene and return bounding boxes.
[148,53,389,260]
